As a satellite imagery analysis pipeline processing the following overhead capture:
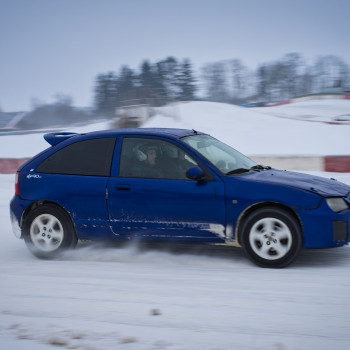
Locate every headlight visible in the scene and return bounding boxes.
[326,198,349,213]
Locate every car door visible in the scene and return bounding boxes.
[107,136,226,242]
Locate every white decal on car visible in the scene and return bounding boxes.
[27,174,42,179]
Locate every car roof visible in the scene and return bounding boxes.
[44,128,206,146]
[86,128,204,138]
[44,128,203,146]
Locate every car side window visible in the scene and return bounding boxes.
[37,138,116,176]
[119,138,198,180]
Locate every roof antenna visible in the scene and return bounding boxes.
[192,129,198,134]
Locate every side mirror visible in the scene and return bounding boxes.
[186,166,205,181]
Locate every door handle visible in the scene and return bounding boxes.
[116,185,131,191]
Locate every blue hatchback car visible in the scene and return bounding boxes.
[10,128,350,267]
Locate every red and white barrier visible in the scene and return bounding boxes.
[1,156,349,174]
[267,95,350,107]
[247,156,350,173]
[0,158,29,174]
[324,156,350,172]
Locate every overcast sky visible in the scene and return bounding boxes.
[0,0,349,111]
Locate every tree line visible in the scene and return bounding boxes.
[94,57,197,115]
[17,53,349,129]
[94,53,350,114]
[203,53,350,105]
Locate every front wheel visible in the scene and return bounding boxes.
[240,207,302,268]
[23,204,77,259]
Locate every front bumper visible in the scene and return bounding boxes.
[298,198,350,248]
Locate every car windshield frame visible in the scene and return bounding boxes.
[182,134,257,175]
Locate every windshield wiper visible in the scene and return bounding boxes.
[226,165,271,175]
[226,168,251,175]
[251,165,271,171]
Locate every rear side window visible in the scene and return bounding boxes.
[37,138,116,176]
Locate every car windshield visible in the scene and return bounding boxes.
[182,134,257,175]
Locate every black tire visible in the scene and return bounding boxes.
[240,207,302,268]
[23,204,77,259]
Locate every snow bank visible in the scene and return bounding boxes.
[145,100,350,156]
[1,100,350,159]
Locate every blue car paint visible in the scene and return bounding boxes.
[222,173,349,248]
[246,169,349,197]
[107,177,226,240]
[10,128,350,249]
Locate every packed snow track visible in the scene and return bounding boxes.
[1,174,350,350]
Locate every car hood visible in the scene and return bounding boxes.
[236,169,350,197]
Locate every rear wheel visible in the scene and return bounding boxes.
[24,204,77,259]
[240,207,302,268]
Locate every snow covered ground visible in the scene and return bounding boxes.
[1,99,350,158]
[1,99,350,349]
[145,100,350,156]
[1,172,350,350]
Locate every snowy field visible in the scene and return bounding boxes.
[1,99,350,349]
[144,99,350,157]
[1,172,350,350]
[1,99,350,158]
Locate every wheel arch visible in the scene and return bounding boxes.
[235,201,304,246]
[22,200,77,235]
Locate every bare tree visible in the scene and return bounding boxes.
[313,55,349,92]
[202,62,230,103]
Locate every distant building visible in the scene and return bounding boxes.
[322,78,348,94]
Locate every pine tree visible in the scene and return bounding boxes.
[157,57,180,102]
[139,60,154,89]
[115,66,137,104]
[94,72,118,115]
[153,61,168,103]
[177,59,197,101]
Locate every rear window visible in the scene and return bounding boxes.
[37,138,116,176]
